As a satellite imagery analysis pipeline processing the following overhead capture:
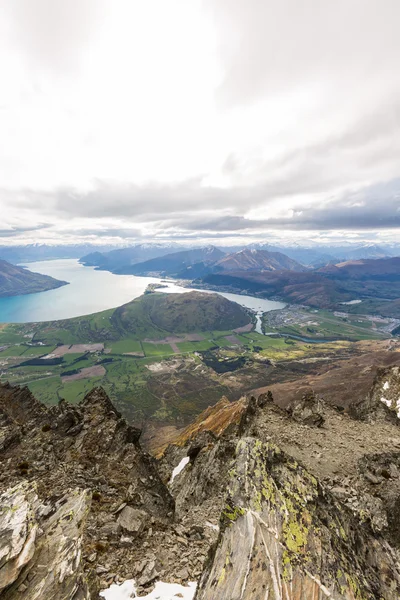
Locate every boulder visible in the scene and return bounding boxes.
[117,506,148,536]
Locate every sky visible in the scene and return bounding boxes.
[1,0,400,247]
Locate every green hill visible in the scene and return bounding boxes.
[112,291,251,335]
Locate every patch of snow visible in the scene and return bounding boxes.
[383,381,390,390]
[381,396,391,407]
[138,581,197,599]
[205,520,219,531]
[100,580,197,600]
[169,456,190,484]
[100,580,137,599]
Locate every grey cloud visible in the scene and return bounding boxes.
[59,226,145,239]
[257,180,400,230]
[4,176,400,239]
[0,223,52,238]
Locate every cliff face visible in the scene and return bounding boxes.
[1,369,400,599]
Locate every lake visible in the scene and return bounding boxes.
[0,259,286,326]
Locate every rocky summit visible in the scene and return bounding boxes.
[1,370,400,598]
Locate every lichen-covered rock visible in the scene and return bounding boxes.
[196,438,400,600]
[0,482,92,600]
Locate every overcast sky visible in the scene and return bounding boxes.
[1,0,400,247]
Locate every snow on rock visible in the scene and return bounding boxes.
[100,580,197,600]
[139,581,197,599]
[100,580,137,600]
[169,456,190,484]
[384,381,390,390]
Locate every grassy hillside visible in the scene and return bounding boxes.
[0,259,67,297]
[113,291,251,334]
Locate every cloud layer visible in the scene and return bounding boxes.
[0,0,399,245]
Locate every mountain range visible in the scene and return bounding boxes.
[81,246,305,278]
[80,243,181,272]
[0,240,397,268]
[250,242,397,266]
[199,257,400,312]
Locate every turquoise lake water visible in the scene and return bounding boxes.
[0,259,286,325]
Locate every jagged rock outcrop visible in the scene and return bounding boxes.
[0,383,176,595]
[349,366,400,423]
[0,385,173,518]
[287,390,325,427]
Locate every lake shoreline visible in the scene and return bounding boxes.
[0,259,287,325]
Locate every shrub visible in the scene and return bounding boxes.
[95,542,108,552]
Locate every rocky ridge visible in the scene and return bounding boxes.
[1,368,400,597]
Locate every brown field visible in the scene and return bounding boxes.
[233,322,254,333]
[144,333,204,344]
[224,335,242,345]
[61,364,106,382]
[49,343,104,357]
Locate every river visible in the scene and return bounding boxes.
[0,259,286,325]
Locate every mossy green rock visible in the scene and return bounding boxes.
[196,438,400,599]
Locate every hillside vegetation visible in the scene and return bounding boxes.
[0,259,67,298]
[113,291,251,334]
